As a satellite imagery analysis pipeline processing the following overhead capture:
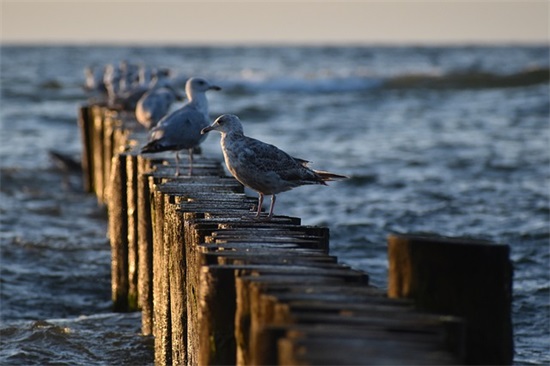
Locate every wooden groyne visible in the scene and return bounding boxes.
[78,104,513,365]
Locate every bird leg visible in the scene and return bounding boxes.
[175,151,180,176]
[188,148,194,176]
[267,195,276,219]
[255,193,264,218]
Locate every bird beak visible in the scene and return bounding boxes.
[209,85,222,91]
[201,125,215,134]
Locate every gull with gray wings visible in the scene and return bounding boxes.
[141,77,221,176]
[201,114,347,219]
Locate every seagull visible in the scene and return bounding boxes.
[103,64,121,104]
[83,65,107,95]
[135,74,184,129]
[201,114,347,219]
[141,77,221,176]
[135,87,182,129]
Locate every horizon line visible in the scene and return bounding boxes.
[2,39,548,47]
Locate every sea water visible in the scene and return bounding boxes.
[1,45,548,364]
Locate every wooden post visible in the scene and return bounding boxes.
[183,212,207,366]
[235,276,252,366]
[92,106,105,202]
[387,234,513,365]
[137,160,154,335]
[107,153,129,312]
[198,266,237,366]
[77,105,94,193]
[151,186,172,366]
[166,204,188,366]
[249,280,274,365]
[101,113,115,203]
[126,152,139,311]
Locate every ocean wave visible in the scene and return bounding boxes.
[212,76,384,94]
[384,67,550,90]
[0,315,152,365]
[209,67,549,94]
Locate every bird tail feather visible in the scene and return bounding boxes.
[141,140,166,154]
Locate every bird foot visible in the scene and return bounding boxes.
[254,213,273,221]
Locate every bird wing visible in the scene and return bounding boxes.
[148,105,208,150]
[236,136,319,184]
[239,136,300,172]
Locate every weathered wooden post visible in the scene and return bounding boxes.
[91,106,105,201]
[137,158,154,335]
[387,234,513,365]
[107,153,129,312]
[151,185,172,366]
[102,116,115,202]
[126,151,140,311]
[183,213,216,366]
[198,265,237,366]
[166,204,188,366]
[77,105,94,193]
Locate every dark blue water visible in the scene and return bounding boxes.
[1,45,548,364]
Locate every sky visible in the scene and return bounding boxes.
[1,1,548,45]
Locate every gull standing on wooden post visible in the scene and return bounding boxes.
[201,114,347,219]
[141,77,221,176]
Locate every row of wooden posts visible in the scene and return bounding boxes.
[77,104,514,365]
